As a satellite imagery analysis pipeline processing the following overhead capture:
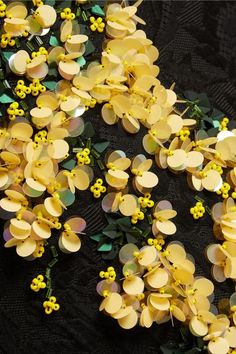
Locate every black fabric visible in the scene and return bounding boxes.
[0,1,236,353]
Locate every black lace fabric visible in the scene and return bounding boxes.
[0,1,236,353]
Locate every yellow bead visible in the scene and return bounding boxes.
[147,238,154,245]
[90,24,96,31]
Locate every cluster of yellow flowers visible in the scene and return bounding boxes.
[95,2,236,353]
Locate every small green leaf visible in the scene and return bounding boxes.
[48,67,58,78]
[102,230,119,239]
[116,217,131,231]
[91,4,105,16]
[77,56,86,68]
[2,51,13,62]
[98,242,112,252]
[60,159,76,170]
[0,94,14,103]
[103,224,117,232]
[212,120,220,128]
[93,141,110,153]
[90,233,103,242]
[83,122,95,138]
[85,41,95,56]
[102,245,119,260]
[126,232,139,243]
[43,81,57,90]
[45,0,56,5]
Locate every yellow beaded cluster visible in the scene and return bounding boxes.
[7,102,24,121]
[138,193,154,209]
[131,208,144,224]
[0,33,15,48]
[30,275,46,292]
[76,148,90,166]
[43,296,60,315]
[219,117,229,131]
[60,8,75,20]
[32,0,44,7]
[33,241,45,258]
[34,130,48,144]
[176,127,190,141]
[14,80,31,99]
[32,47,48,58]
[29,79,46,96]
[89,17,105,32]
[0,0,6,17]
[85,98,97,109]
[216,182,231,199]
[147,236,165,251]
[211,163,223,175]
[90,178,106,198]
[99,266,116,282]
[190,201,205,219]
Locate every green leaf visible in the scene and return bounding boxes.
[45,0,56,5]
[49,35,59,47]
[84,41,95,56]
[91,4,105,16]
[212,120,220,128]
[93,141,110,153]
[60,0,72,8]
[98,242,112,252]
[116,217,131,231]
[126,232,139,243]
[102,245,119,260]
[2,51,13,62]
[77,56,86,68]
[90,233,103,242]
[43,81,57,90]
[103,224,117,232]
[208,127,219,137]
[83,122,95,138]
[48,67,58,78]
[102,230,119,239]
[202,116,213,126]
[60,159,76,170]
[0,94,14,103]
[211,108,224,121]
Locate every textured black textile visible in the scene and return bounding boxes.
[0,1,236,353]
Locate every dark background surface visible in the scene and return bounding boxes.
[0,1,236,353]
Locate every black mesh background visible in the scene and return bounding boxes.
[0,1,236,353]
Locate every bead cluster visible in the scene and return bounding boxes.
[190,201,205,219]
[89,17,105,32]
[7,102,24,121]
[32,0,44,7]
[76,148,91,166]
[90,178,106,198]
[43,296,60,315]
[138,193,154,209]
[30,275,46,292]
[0,0,6,17]
[219,117,229,131]
[14,80,31,99]
[216,182,231,199]
[60,8,75,20]
[32,47,48,58]
[176,127,190,141]
[131,208,144,224]
[99,266,116,282]
[29,79,46,96]
[0,33,15,48]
